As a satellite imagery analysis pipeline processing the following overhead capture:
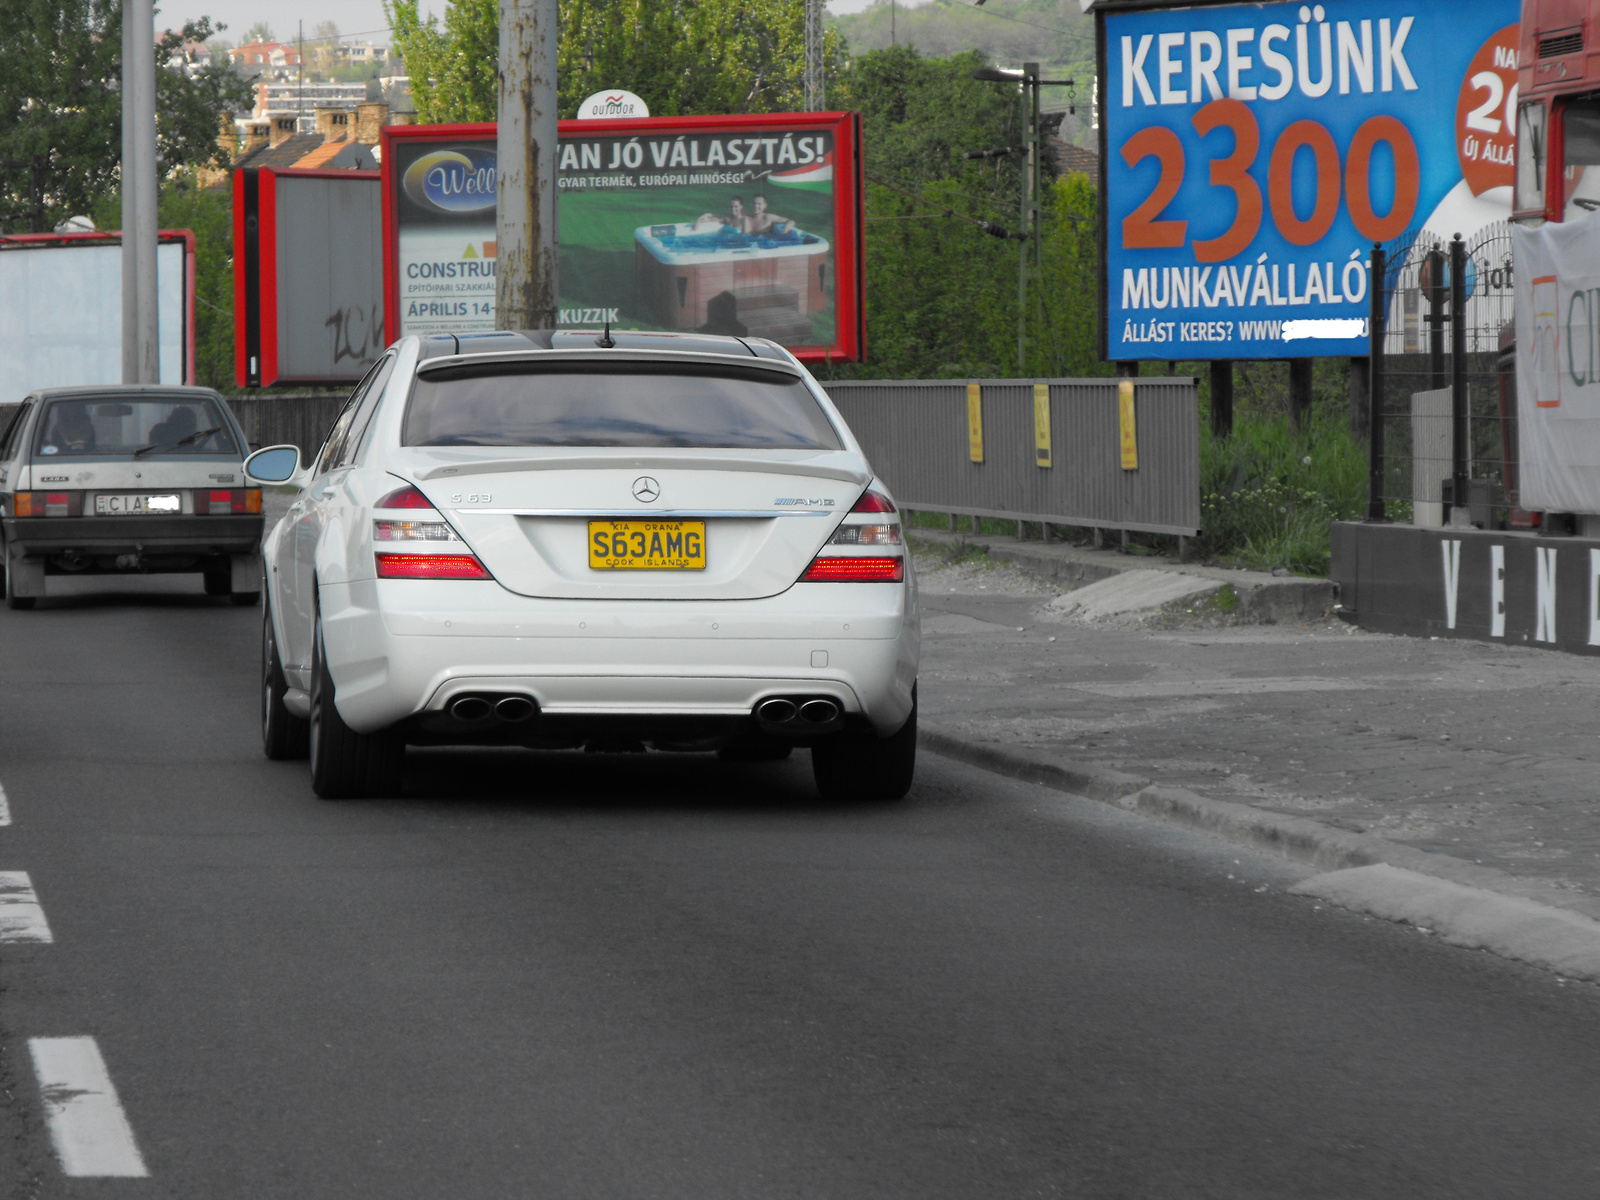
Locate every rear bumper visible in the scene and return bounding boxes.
[2,514,264,558]
[315,576,920,737]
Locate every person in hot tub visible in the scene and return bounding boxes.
[695,197,749,233]
[748,194,795,237]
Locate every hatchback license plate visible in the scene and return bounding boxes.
[588,520,706,570]
[95,493,181,515]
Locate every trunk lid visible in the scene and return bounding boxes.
[396,446,870,599]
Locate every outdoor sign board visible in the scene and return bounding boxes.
[1098,0,1520,361]
[233,167,384,388]
[381,113,865,362]
[0,232,193,403]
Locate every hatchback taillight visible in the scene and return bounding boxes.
[13,491,81,517]
[196,488,261,515]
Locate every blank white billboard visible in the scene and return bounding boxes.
[0,240,186,404]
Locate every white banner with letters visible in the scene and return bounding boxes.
[1513,211,1600,513]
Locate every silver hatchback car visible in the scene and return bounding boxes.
[0,386,264,608]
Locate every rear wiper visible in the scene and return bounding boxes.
[133,426,223,458]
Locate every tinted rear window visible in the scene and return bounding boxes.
[404,365,842,450]
[33,396,237,458]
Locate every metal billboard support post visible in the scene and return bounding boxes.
[496,0,560,331]
[803,0,824,112]
[1366,244,1388,523]
[120,0,159,384]
[1450,233,1469,518]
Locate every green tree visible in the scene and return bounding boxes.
[90,171,237,390]
[385,0,844,123]
[0,1,250,232]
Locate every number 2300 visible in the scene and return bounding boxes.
[1121,99,1419,262]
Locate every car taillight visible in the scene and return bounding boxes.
[827,523,901,546]
[196,488,260,515]
[374,520,460,542]
[851,489,897,514]
[801,555,904,582]
[375,552,492,579]
[14,491,81,517]
[375,485,435,509]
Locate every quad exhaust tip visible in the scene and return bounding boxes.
[799,699,839,724]
[757,698,798,723]
[495,696,536,723]
[450,696,493,722]
[755,696,840,726]
[447,693,539,724]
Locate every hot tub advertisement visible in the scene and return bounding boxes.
[382,114,864,362]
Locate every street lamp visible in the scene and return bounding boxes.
[971,63,1072,369]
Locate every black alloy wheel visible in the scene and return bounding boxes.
[262,601,309,760]
[811,685,917,802]
[308,607,404,799]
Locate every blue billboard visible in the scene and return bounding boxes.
[1102,0,1520,360]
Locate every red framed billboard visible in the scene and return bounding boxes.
[233,167,384,388]
[380,113,865,362]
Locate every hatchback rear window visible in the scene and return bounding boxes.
[404,364,842,450]
[33,396,237,458]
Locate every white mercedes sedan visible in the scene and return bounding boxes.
[244,329,919,801]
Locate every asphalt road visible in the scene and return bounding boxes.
[3,578,1600,1198]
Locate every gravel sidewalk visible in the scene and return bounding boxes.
[913,538,1600,927]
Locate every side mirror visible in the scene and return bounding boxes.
[244,444,301,484]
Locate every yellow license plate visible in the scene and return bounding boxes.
[588,519,706,570]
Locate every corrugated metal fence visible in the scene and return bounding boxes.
[226,394,350,461]
[5,378,1201,537]
[822,378,1200,536]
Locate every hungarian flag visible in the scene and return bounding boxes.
[768,150,832,192]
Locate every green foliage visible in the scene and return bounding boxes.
[385,0,498,124]
[385,0,845,124]
[829,0,1096,147]
[0,1,249,232]
[1196,409,1366,576]
[825,46,1107,381]
[90,172,236,392]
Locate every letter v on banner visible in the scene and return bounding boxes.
[1589,549,1600,646]
[1441,540,1462,629]
[1536,546,1558,643]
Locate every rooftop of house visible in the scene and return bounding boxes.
[1048,137,1099,186]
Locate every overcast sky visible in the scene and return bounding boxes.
[165,0,876,46]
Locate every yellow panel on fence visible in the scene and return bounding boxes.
[967,383,984,463]
[1118,379,1138,470]
[1033,383,1052,468]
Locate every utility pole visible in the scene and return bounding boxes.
[803,0,824,112]
[298,21,305,132]
[1019,61,1039,372]
[121,0,159,384]
[497,0,560,330]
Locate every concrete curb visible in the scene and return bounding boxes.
[920,724,1600,930]
[907,529,1338,623]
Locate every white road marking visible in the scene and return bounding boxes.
[0,871,53,943]
[28,1038,149,1178]
[0,779,10,824]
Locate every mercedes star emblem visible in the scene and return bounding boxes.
[632,476,661,503]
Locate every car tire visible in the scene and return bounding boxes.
[811,688,917,802]
[203,568,231,597]
[231,591,261,607]
[3,544,35,611]
[262,604,309,761]
[308,608,403,799]
[717,743,794,762]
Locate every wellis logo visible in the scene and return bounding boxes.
[402,149,497,214]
